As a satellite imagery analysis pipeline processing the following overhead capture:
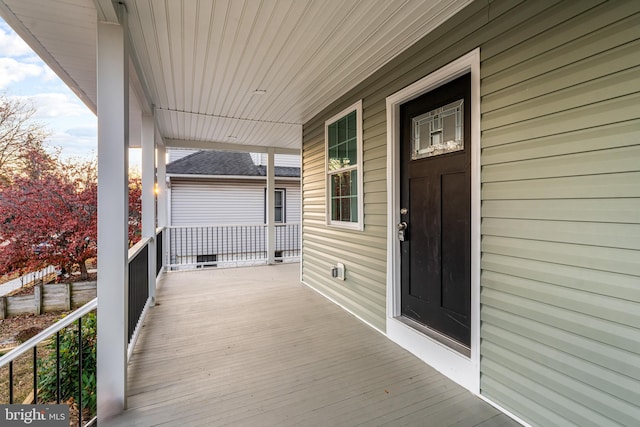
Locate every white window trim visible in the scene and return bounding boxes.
[264,188,286,224]
[325,100,364,230]
[385,48,481,394]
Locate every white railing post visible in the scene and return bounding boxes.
[96,2,129,421]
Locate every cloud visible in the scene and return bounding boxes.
[47,127,96,160]
[66,124,97,138]
[0,23,34,58]
[0,57,42,89]
[13,92,90,118]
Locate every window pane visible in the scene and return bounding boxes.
[350,170,358,196]
[328,110,358,171]
[350,196,358,222]
[275,207,283,222]
[347,111,356,139]
[341,196,351,220]
[337,116,347,142]
[343,172,351,196]
[347,139,357,166]
[331,174,341,198]
[332,198,341,221]
[329,171,358,223]
[329,145,339,170]
[338,142,346,165]
[329,123,337,147]
[275,190,283,207]
[412,99,463,159]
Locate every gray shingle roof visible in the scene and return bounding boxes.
[167,151,300,177]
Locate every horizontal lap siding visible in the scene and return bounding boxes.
[171,179,301,225]
[302,104,388,330]
[302,0,640,424]
[301,0,561,335]
[479,1,640,426]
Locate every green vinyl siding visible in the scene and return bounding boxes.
[480,2,640,425]
[302,0,640,425]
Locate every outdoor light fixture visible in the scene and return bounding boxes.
[252,89,267,95]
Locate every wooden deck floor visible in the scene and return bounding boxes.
[105,264,519,427]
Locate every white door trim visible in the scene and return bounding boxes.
[385,48,481,393]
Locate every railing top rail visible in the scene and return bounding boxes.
[0,298,98,368]
[155,226,166,234]
[128,236,152,262]
[167,223,300,229]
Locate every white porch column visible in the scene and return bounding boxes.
[156,143,167,228]
[266,148,275,264]
[141,113,156,303]
[156,143,167,270]
[96,5,129,421]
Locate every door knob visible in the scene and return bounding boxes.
[397,222,408,241]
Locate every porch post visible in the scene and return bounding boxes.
[156,143,167,228]
[141,113,156,303]
[156,143,168,269]
[96,4,129,421]
[266,148,275,264]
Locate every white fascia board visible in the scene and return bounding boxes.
[166,139,299,155]
[167,173,300,181]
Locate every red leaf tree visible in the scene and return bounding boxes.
[0,149,97,279]
[128,175,142,247]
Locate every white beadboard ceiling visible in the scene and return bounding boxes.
[0,0,470,151]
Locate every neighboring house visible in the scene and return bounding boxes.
[166,150,300,266]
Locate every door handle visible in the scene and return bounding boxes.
[397,222,408,241]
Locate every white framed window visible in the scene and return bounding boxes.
[264,188,286,223]
[325,100,364,230]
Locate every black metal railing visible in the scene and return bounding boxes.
[275,223,300,261]
[127,239,149,343]
[0,299,97,426]
[156,228,164,277]
[168,223,300,269]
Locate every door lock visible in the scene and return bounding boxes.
[397,222,408,241]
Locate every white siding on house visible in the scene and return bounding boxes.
[170,179,300,226]
[168,148,199,163]
[252,153,301,168]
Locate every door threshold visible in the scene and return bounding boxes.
[396,316,470,358]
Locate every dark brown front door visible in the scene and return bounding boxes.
[399,73,471,348]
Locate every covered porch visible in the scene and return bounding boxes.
[107,263,515,427]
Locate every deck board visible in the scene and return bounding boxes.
[105,264,519,426]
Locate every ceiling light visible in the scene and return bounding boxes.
[252,89,267,95]
[227,135,237,140]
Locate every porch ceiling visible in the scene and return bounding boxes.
[0,0,470,151]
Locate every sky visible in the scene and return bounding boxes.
[0,18,141,168]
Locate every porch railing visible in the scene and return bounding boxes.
[156,227,164,277]
[167,223,300,269]
[0,298,97,426]
[127,238,150,344]
[0,235,158,425]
